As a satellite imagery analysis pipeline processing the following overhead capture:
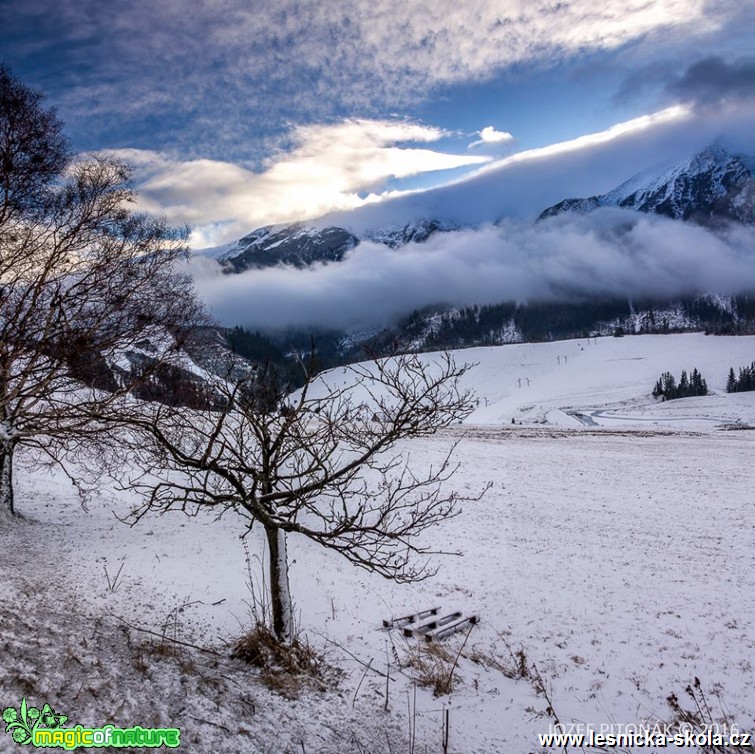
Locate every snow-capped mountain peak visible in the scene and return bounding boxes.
[540,142,754,224]
[198,142,754,275]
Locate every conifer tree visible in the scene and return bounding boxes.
[679,370,689,397]
[726,367,737,393]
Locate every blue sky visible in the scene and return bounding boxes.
[1,0,752,247]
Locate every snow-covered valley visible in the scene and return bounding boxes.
[2,333,754,753]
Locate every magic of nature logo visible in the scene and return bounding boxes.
[3,698,180,749]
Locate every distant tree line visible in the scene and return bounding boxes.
[224,299,755,371]
[226,326,289,366]
[399,300,632,349]
[726,362,755,393]
[224,326,348,388]
[652,369,708,401]
[392,296,755,354]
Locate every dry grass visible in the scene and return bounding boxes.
[666,678,744,754]
[400,627,530,697]
[402,640,458,696]
[230,623,339,697]
[468,640,530,680]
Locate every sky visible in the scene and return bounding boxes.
[1,0,753,250]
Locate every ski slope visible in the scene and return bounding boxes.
[316,332,755,430]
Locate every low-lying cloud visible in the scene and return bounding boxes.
[190,209,755,332]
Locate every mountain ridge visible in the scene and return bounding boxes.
[193,141,755,362]
[202,142,754,275]
[203,218,459,273]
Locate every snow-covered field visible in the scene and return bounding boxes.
[2,333,754,753]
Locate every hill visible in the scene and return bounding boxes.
[3,333,754,752]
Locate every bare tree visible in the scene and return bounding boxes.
[0,67,204,517]
[0,63,69,227]
[121,352,486,643]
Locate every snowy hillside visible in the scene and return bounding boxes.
[312,332,755,430]
[2,334,755,753]
[540,143,754,225]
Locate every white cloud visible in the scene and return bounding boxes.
[456,105,693,182]
[202,0,718,103]
[111,120,490,247]
[190,211,755,332]
[469,126,514,149]
[7,0,734,157]
[119,102,742,249]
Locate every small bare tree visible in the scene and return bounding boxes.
[122,352,486,643]
[0,66,205,517]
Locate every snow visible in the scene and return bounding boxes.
[2,333,755,752]
[552,143,753,222]
[600,158,678,206]
[315,333,755,431]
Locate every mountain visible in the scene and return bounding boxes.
[213,223,359,272]
[206,142,754,274]
[539,143,754,225]
[195,140,755,364]
[207,218,455,272]
[364,218,456,247]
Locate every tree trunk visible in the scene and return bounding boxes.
[265,524,293,644]
[0,441,15,517]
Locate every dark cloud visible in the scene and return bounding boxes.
[612,61,677,106]
[666,56,755,109]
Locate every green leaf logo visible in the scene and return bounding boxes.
[3,698,68,746]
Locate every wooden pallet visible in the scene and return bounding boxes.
[383,607,479,640]
[425,615,479,642]
[403,611,462,638]
[383,606,439,630]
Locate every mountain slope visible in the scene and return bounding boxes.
[215,223,359,272]
[364,218,456,247]
[539,144,754,224]
[207,218,456,272]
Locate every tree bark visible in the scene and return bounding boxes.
[265,523,293,644]
[0,440,15,517]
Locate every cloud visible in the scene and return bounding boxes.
[1,0,735,158]
[116,95,750,268]
[111,119,490,247]
[122,103,725,248]
[665,56,755,109]
[189,210,755,332]
[468,126,514,149]
[463,106,692,178]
